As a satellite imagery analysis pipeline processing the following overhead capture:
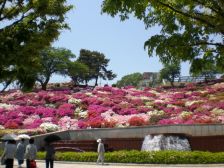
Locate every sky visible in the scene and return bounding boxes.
[51,0,190,85]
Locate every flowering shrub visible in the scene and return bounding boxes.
[57,103,75,117]
[4,121,19,129]
[128,116,146,126]
[103,119,117,128]
[0,81,223,131]
[58,116,78,130]
[87,116,104,128]
[40,123,59,132]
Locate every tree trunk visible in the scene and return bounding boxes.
[170,81,174,87]
[41,83,47,90]
[95,77,98,86]
[41,76,50,90]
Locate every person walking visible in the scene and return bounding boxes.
[24,138,37,168]
[2,140,17,168]
[44,142,55,168]
[96,139,105,165]
[16,138,26,168]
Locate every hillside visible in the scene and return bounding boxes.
[0,81,224,135]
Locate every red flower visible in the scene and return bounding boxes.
[128,116,146,126]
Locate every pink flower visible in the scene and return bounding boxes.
[35,107,56,117]
[56,103,75,117]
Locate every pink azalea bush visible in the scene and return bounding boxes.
[0,81,224,132]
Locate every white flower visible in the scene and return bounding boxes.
[74,107,88,118]
[154,100,165,103]
[147,110,165,117]
[97,91,109,95]
[116,123,129,128]
[150,90,159,95]
[85,92,93,96]
[185,100,202,106]
[199,90,208,94]
[0,125,5,129]
[40,123,59,132]
[179,111,193,119]
[211,108,224,115]
[79,111,88,118]
[0,103,15,109]
[68,97,81,105]
[45,104,56,108]
[144,101,154,108]
[140,96,151,101]
[167,104,178,108]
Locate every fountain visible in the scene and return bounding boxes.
[141,134,191,151]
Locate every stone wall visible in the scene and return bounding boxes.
[67,124,224,140]
[32,124,224,151]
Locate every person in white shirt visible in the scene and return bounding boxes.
[96,139,105,165]
[24,138,37,168]
[2,140,17,168]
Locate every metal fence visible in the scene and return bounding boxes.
[174,76,215,83]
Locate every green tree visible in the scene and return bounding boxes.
[37,47,75,90]
[116,73,143,87]
[190,57,218,82]
[77,49,116,86]
[67,61,89,85]
[16,63,40,92]
[102,1,224,74]
[160,62,181,87]
[0,0,72,91]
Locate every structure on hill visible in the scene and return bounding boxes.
[138,72,160,87]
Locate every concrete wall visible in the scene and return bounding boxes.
[1,124,224,151]
[31,124,224,150]
[67,124,224,140]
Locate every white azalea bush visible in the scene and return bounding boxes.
[148,110,166,124]
[0,103,15,110]
[68,97,82,105]
[40,123,59,132]
[211,108,224,116]
[185,100,203,106]
[74,107,88,119]
[179,111,193,120]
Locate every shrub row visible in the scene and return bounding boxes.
[37,150,224,164]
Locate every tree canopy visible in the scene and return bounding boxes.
[67,61,89,85]
[37,47,75,90]
[116,72,143,88]
[0,0,72,90]
[77,49,116,86]
[101,0,224,74]
[160,62,181,87]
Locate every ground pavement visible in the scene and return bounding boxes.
[1,160,224,168]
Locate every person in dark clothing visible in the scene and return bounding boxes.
[45,142,55,168]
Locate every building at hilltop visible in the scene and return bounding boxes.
[138,72,160,87]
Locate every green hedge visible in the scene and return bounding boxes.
[37,150,224,164]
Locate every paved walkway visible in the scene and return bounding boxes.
[1,161,224,168]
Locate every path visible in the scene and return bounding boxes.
[1,160,224,168]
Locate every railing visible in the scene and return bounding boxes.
[174,76,215,83]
